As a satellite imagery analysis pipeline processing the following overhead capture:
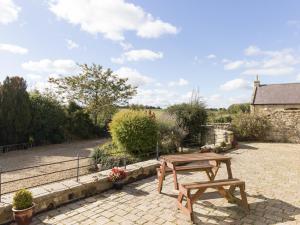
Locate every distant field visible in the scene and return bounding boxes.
[119,108,165,117]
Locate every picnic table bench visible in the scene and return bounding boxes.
[157,152,249,222]
[177,178,249,222]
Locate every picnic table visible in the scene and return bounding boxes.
[157,152,233,192]
[157,152,249,222]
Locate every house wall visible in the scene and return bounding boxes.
[251,104,300,114]
[267,110,300,143]
[252,108,300,143]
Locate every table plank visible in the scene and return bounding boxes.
[160,152,231,163]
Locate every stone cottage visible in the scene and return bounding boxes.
[251,79,300,113]
[250,78,300,143]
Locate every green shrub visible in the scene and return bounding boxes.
[66,102,99,139]
[109,110,157,155]
[213,115,232,123]
[228,103,250,114]
[29,91,66,144]
[157,113,186,153]
[13,189,33,210]
[232,113,270,141]
[167,101,207,146]
[91,142,137,170]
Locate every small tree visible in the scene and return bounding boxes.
[49,64,137,125]
[0,76,31,145]
[167,91,207,146]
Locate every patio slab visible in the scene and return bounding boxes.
[11,142,300,224]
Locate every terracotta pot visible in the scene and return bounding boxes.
[12,204,35,225]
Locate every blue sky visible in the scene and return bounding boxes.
[1,0,300,108]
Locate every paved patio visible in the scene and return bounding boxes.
[15,142,300,225]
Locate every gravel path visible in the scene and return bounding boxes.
[0,138,108,194]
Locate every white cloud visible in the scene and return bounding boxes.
[0,0,20,25]
[287,20,300,29]
[168,78,189,87]
[0,43,28,54]
[136,19,178,38]
[194,56,202,64]
[224,60,245,70]
[224,45,300,76]
[115,67,153,86]
[242,67,294,76]
[22,59,78,74]
[131,88,191,107]
[244,45,262,56]
[49,0,178,41]
[66,39,79,49]
[119,41,133,50]
[297,74,300,81]
[111,49,163,64]
[220,78,251,91]
[207,54,216,59]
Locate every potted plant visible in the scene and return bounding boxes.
[12,189,35,225]
[108,167,127,190]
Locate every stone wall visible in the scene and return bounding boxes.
[251,104,300,114]
[0,160,160,225]
[204,123,234,149]
[265,110,300,143]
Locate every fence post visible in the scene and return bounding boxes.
[76,154,79,182]
[156,141,159,160]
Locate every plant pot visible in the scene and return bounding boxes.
[12,203,35,225]
[113,180,125,190]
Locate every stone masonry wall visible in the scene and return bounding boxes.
[251,104,300,114]
[265,110,300,143]
[204,123,234,147]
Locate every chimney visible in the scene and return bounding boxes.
[254,75,260,88]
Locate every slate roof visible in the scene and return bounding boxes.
[252,83,300,105]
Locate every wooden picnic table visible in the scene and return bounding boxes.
[157,152,233,193]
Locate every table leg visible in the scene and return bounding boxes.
[172,168,179,190]
[158,161,166,193]
[225,160,233,179]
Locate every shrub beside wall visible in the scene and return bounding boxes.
[231,113,270,141]
[109,110,158,155]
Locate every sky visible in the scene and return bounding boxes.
[1,0,300,108]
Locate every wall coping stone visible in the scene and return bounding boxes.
[0,159,160,225]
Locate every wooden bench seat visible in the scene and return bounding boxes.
[157,161,216,191]
[177,179,249,222]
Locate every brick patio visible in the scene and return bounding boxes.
[13,142,300,225]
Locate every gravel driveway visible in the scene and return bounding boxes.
[0,138,108,194]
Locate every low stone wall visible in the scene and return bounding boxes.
[266,110,300,143]
[0,160,160,225]
[204,124,234,150]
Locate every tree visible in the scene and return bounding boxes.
[0,76,31,145]
[29,91,66,144]
[66,102,98,139]
[228,103,250,114]
[167,91,207,146]
[49,64,137,124]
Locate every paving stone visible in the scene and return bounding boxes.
[32,143,300,225]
